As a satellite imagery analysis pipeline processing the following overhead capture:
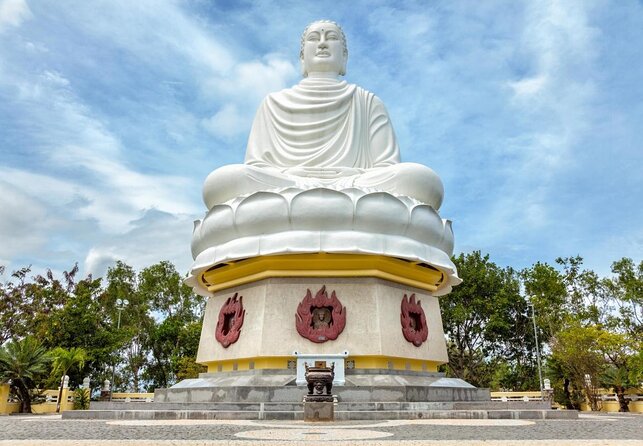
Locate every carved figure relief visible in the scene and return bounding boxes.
[296,285,346,343]
[312,307,331,329]
[215,293,245,348]
[400,293,428,347]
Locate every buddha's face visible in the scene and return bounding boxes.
[301,22,347,77]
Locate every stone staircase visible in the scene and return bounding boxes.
[63,369,578,420]
[65,397,575,421]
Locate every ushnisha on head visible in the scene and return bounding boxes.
[300,20,348,78]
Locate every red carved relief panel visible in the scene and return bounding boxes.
[296,285,346,343]
[215,293,245,348]
[400,293,428,347]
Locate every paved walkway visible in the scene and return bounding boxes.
[1,413,642,445]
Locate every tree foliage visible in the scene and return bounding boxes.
[440,252,642,413]
[0,260,204,394]
[440,252,537,389]
[50,347,88,412]
[524,256,642,411]
[0,337,50,413]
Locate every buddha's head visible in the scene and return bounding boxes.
[300,20,348,78]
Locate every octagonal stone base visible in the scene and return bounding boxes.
[197,276,448,372]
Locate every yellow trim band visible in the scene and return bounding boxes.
[201,254,445,293]
[204,355,440,374]
[206,357,291,373]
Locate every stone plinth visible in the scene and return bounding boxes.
[303,401,334,421]
[196,274,448,374]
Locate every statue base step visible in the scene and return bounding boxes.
[67,369,573,421]
[64,403,576,421]
[152,368,489,404]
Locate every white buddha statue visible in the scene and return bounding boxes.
[203,20,444,210]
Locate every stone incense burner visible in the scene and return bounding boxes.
[304,362,335,403]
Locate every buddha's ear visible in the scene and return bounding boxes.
[339,53,348,77]
[300,57,308,78]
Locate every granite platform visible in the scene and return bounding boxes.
[62,369,577,420]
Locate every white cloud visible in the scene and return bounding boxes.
[201,55,296,139]
[84,209,195,278]
[0,168,80,207]
[209,55,298,102]
[41,70,70,87]
[0,180,47,260]
[0,0,31,32]
[48,143,197,228]
[202,104,247,139]
[1,61,200,231]
[509,75,547,97]
[84,248,121,279]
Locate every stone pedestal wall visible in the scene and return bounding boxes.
[197,276,448,372]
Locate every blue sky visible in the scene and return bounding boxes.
[0,0,641,280]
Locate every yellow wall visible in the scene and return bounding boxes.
[0,384,16,414]
[0,384,74,414]
[581,399,642,413]
[204,355,440,373]
[491,389,642,413]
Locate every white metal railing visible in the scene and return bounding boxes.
[109,392,154,402]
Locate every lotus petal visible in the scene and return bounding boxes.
[290,189,353,230]
[407,205,443,245]
[197,205,235,255]
[354,192,409,234]
[235,192,289,237]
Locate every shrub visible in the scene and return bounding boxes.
[72,388,90,410]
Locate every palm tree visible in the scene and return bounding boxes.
[50,347,87,413]
[0,337,50,413]
[600,365,636,412]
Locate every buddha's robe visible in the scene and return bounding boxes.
[203,78,443,209]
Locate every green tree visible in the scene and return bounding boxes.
[602,258,642,337]
[523,256,643,409]
[600,365,635,412]
[0,266,29,344]
[521,261,568,342]
[173,321,206,380]
[550,323,605,410]
[102,261,149,393]
[441,252,536,389]
[0,265,71,343]
[138,261,204,389]
[50,347,87,412]
[2,260,206,395]
[100,260,204,391]
[40,269,116,391]
[0,337,50,413]
[596,330,641,412]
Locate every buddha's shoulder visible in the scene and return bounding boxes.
[261,80,381,104]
